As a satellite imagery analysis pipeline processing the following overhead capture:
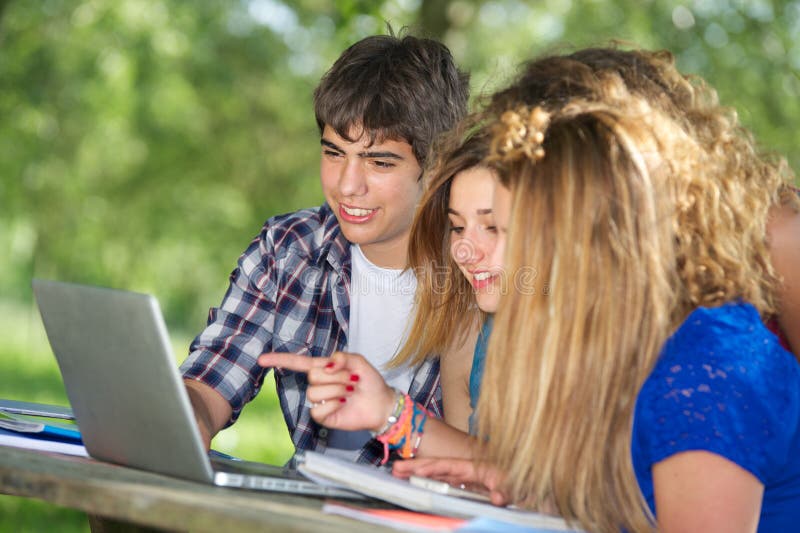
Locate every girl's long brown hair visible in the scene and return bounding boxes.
[391,127,491,367]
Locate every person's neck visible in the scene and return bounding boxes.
[357,239,409,270]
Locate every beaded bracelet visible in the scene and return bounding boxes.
[370,389,405,437]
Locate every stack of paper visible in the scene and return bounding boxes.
[0,399,87,457]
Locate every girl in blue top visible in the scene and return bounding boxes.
[476,85,800,532]
[631,301,800,532]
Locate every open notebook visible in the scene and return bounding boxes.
[298,451,582,531]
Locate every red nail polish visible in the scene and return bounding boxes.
[346,385,354,392]
[350,374,360,382]
[339,397,346,403]
[325,362,334,369]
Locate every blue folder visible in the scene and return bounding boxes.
[0,408,82,443]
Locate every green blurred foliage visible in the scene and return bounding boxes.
[1,0,797,333]
[441,0,800,174]
[0,495,88,533]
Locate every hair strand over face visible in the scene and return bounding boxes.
[392,127,492,368]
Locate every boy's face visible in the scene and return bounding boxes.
[320,124,423,269]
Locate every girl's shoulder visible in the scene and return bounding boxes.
[661,302,794,374]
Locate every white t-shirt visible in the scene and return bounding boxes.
[324,244,417,459]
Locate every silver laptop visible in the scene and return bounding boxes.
[32,278,361,499]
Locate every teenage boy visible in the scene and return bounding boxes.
[180,32,470,465]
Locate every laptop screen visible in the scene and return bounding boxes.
[33,279,215,483]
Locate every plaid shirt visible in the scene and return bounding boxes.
[180,203,442,465]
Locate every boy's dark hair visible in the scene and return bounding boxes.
[313,32,470,166]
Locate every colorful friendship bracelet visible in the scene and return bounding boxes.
[375,393,431,465]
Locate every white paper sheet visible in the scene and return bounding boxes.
[0,428,88,457]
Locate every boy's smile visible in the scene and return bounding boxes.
[339,203,377,222]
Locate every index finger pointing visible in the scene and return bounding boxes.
[258,352,319,372]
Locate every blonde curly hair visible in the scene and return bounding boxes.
[483,45,796,318]
[477,70,792,533]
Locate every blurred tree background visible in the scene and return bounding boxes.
[2,0,799,331]
[1,0,798,530]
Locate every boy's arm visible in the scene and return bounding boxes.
[184,379,233,450]
[180,221,281,443]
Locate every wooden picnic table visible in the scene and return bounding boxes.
[0,445,380,532]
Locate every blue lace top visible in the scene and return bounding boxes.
[468,316,493,435]
[632,302,800,531]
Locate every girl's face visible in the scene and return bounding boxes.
[448,167,502,313]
